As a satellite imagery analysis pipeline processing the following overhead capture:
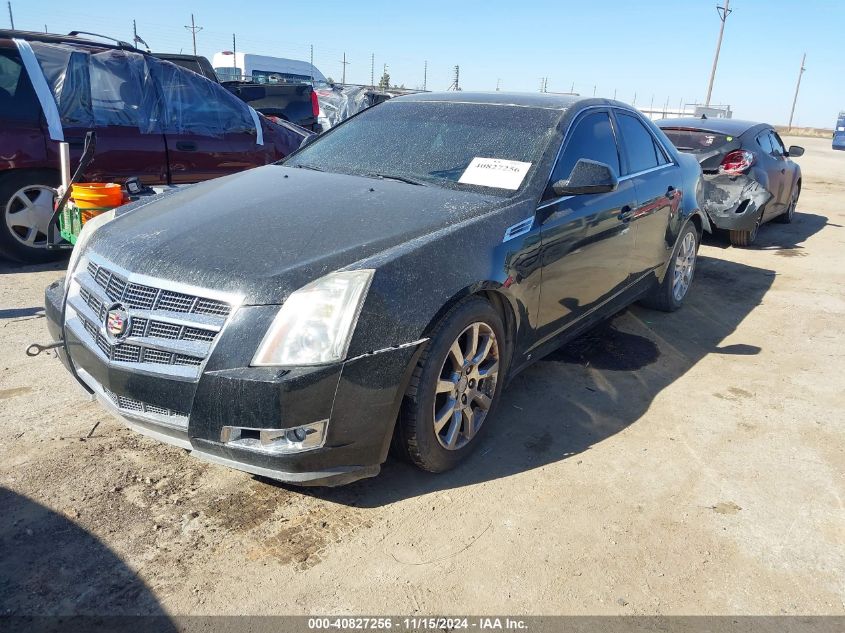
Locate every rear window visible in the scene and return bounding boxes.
[661,128,732,151]
[0,51,42,123]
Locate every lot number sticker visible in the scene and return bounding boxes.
[458,157,532,190]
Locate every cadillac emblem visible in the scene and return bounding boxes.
[105,303,131,341]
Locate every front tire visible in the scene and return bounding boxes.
[397,297,506,473]
[640,222,699,313]
[774,183,800,224]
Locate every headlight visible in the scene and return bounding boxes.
[64,209,117,290]
[251,269,374,367]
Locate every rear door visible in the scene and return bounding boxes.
[45,48,169,184]
[535,108,636,340]
[0,45,47,171]
[613,110,683,279]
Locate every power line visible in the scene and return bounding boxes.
[788,53,806,130]
[705,0,732,106]
[184,13,202,56]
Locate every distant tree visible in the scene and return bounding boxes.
[326,76,335,84]
[378,71,391,91]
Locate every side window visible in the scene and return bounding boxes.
[756,132,774,155]
[0,51,42,123]
[551,111,620,184]
[616,112,661,174]
[769,131,786,156]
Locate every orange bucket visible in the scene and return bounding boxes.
[71,183,126,209]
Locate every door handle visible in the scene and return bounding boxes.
[176,141,198,151]
[618,205,634,222]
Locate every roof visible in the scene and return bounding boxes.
[656,117,765,136]
[0,28,136,51]
[395,91,585,110]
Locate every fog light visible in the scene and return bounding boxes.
[220,420,327,455]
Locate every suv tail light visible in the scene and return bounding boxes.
[311,90,320,118]
[719,150,754,175]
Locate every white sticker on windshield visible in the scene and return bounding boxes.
[458,157,532,190]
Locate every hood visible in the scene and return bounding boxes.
[86,165,498,304]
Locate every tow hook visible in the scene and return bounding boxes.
[26,341,64,357]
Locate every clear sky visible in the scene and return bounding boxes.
[9,0,843,127]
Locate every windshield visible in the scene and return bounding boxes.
[285,101,562,195]
[661,128,733,151]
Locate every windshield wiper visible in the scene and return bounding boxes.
[362,172,428,187]
[293,164,324,172]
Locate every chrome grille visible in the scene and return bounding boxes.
[103,387,186,418]
[148,321,181,339]
[66,257,236,380]
[123,283,157,310]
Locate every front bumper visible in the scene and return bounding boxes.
[45,279,424,486]
[699,174,771,232]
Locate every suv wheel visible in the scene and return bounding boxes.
[0,171,65,263]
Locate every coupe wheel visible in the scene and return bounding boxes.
[397,297,506,472]
[0,171,65,263]
[639,222,699,312]
[774,184,800,224]
[729,208,762,247]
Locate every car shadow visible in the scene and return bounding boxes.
[0,259,67,275]
[0,488,176,631]
[290,254,775,507]
[702,211,832,252]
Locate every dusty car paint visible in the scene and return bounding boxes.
[45,93,707,486]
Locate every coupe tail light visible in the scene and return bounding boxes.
[311,90,320,118]
[719,150,754,175]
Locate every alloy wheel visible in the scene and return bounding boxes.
[4,185,58,249]
[432,322,500,450]
[672,231,697,302]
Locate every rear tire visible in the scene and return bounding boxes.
[729,208,762,247]
[0,170,66,264]
[397,297,506,473]
[639,222,699,313]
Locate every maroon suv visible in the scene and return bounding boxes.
[0,30,308,263]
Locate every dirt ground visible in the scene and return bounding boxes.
[1,136,843,617]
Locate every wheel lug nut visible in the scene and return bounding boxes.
[461,394,467,404]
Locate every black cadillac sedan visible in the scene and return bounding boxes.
[657,118,803,247]
[44,93,709,486]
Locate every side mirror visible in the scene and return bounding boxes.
[551,159,618,196]
[787,145,804,157]
[299,133,318,149]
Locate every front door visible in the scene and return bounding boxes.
[534,109,636,344]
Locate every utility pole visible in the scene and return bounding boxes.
[132,19,150,51]
[370,53,374,88]
[7,2,14,29]
[788,53,806,130]
[184,14,202,56]
[309,45,314,82]
[233,34,237,78]
[423,60,427,91]
[496,78,501,91]
[705,0,731,106]
[448,65,461,91]
[339,52,349,85]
